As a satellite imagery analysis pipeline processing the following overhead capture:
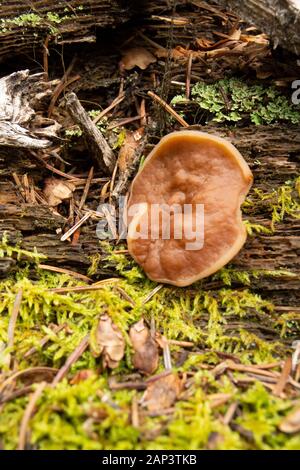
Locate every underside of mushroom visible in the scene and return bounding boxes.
[127,130,253,287]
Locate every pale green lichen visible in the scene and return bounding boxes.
[171,78,300,125]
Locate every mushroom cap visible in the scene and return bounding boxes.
[127,130,253,287]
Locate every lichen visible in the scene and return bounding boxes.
[171,78,300,125]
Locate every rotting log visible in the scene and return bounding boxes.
[0,0,135,63]
[0,124,299,307]
[215,0,300,54]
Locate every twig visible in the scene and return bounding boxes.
[131,395,140,428]
[38,264,92,283]
[140,99,147,127]
[142,284,163,305]
[147,91,189,127]
[222,402,238,425]
[167,339,194,348]
[0,367,58,394]
[66,92,116,173]
[51,335,90,386]
[71,167,94,245]
[186,52,193,99]
[30,152,83,181]
[24,323,67,359]
[107,115,141,130]
[48,278,120,294]
[93,94,125,125]
[0,385,33,405]
[48,56,77,116]
[43,35,50,80]
[138,31,166,51]
[274,357,292,396]
[114,286,136,306]
[18,381,46,450]
[109,380,146,391]
[109,161,119,205]
[61,211,92,241]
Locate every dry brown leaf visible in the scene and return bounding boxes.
[43,178,75,207]
[279,407,300,434]
[120,47,156,71]
[129,318,159,375]
[142,373,182,412]
[118,128,144,172]
[70,369,94,384]
[94,314,125,369]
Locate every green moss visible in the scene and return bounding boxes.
[243,178,300,232]
[171,78,300,125]
[0,10,77,35]
[0,232,46,263]
[0,240,298,449]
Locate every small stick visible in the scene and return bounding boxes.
[157,336,172,370]
[114,286,136,306]
[93,94,125,125]
[7,289,23,363]
[43,35,50,80]
[38,264,92,283]
[292,341,300,372]
[24,323,67,358]
[23,174,30,203]
[51,335,89,386]
[138,31,166,51]
[109,381,146,391]
[0,367,57,394]
[222,402,238,425]
[48,278,119,294]
[0,385,33,405]
[186,52,193,99]
[61,211,92,241]
[66,92,116,173]
[167,339,194,348]
[142,284,163,305]
[131,395,140,428]
[140,98,147,127]
[147,91,189,127]
[72,167,94,245]
[30,152,82,181]
[18,381,46,450]
[273,357,292,396]
[48,56,77,116]
[107,115,141,130]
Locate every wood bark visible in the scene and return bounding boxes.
[0,124,299,307]
[0,0,134,63]
[215,0,300,54]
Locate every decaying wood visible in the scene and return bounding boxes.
[65,92,116,174]
[215,0,300,54]
[0,70,60,149]
[0,124,299,309]
[0,0,133,63]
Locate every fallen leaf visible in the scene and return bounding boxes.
[91,314,125,369]
[142,372,182,412]
[70,369,94,384]
[129,318,159,375]
[120,47,156,71]
[118,128,144,172]
[43,178,75,207]
[279,407,300,434]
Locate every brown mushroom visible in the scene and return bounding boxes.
[127,130,253,287]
